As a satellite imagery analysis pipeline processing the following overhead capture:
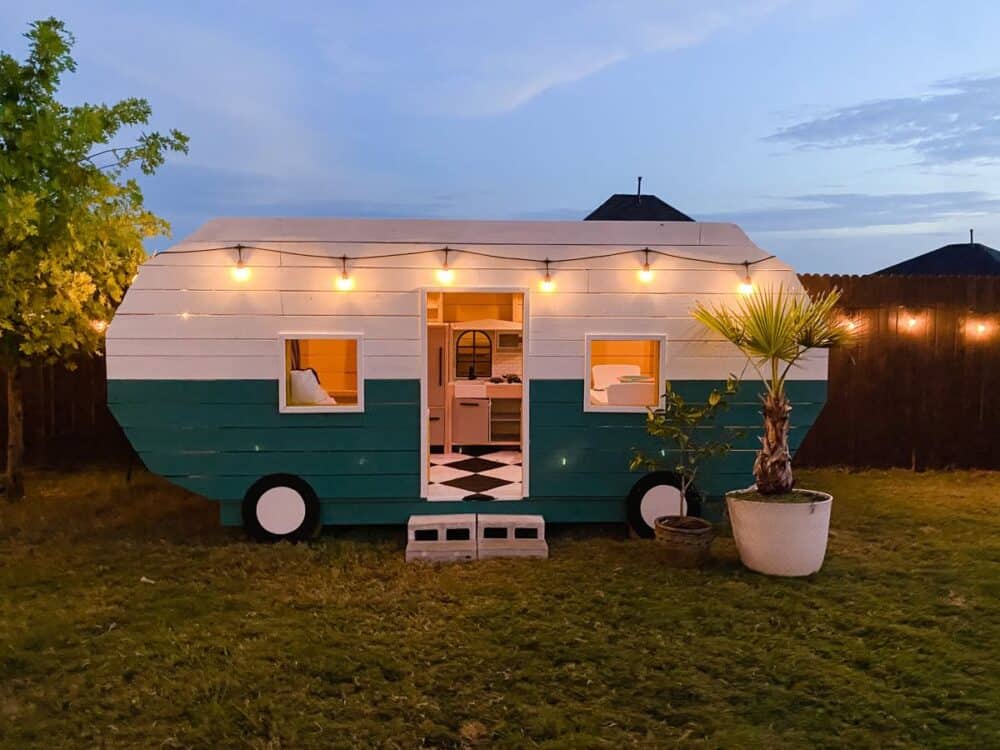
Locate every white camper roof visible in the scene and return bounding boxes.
[169,217,772,266]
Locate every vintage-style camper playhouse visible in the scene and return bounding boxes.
[106,217,827,541]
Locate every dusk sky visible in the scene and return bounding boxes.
[4,1,1000,272]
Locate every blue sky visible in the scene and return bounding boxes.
[4,1,1000,272]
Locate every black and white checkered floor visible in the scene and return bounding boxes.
[428,447,523,501]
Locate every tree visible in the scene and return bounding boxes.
[1,18,187,500]
[693,286,850,494]
[631,376,741,516]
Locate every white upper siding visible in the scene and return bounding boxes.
[107,218,827,382]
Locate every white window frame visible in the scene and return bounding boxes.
[278,332,365,413]
[583,333,667,413]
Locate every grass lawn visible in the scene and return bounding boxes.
[1,468,998,748]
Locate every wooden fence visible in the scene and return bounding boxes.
[795,274,1000,469]
[0,356,134,470]
[2,274,999,472]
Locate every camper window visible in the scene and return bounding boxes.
[585,334,665,412]
[279,335,364,413]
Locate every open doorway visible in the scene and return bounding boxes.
[424,291,525,501]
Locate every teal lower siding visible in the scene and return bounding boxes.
[108,377,827,526]
[529,379,826,505]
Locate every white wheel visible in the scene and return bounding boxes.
[255,486,307,535]
[243,475,321,542]
[639,484,687,528]
[626,472,699,538]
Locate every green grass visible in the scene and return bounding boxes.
[1,468,998,748]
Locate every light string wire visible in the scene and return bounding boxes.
[153,243,776,268]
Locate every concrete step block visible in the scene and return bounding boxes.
[406,513,477,563]
[476,513,548,559]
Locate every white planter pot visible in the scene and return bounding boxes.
[725,489,833,577]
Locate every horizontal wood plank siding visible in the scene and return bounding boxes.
[108,219,811,387]
[529,379,827,501]
[108,379,420,502]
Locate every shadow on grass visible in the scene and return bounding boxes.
[0,466,230,546]
[1,467,644,551]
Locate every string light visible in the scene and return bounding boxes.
[898,309,922,334]
[738,260,754,295]
[436,248,454,284]
[540,258,555,292]
[157,242,781,293]
[161,242,776,268]
[638,248,653,283]
[231,245,251,282]
[91,320,108,333]
[336,255,354,291]
[966,318,992,338]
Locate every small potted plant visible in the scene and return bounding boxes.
[631,376,740,567]
[693,286,851,576]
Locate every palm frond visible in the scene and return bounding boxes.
[693,285,850,394]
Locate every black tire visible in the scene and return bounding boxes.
[625,471,702,539]
[242,474,322,542]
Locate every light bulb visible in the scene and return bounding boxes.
[436,266,454,284]
[540,258,555,292]
[738,260,753,295]
[976,322,987,335]
[91,320,108,333]
[336,273,354,291]
[232,261,251,282]
[638,265,653,283]
[907,317,917,328]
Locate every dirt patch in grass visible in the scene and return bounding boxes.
[1,467,998,748]
[728,489,827,503]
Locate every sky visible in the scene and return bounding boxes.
[4,0,1000,273]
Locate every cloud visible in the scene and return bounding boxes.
[314,1,792,116]
[701,191,1000,233]
[767,75,1000,163]
[139,163,458,249]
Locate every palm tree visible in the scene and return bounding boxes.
[693,286,850,495]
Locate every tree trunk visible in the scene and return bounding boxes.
[753,390,794,494]
[5,365,25,502]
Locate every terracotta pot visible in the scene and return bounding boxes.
[726,489,832,577]
[653,515,715,568]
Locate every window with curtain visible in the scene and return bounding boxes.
[280,335,363,412]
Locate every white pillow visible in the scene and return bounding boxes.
[289,369,337,405]
[591,364,641,390]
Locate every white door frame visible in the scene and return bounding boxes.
[419,287,530,499]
